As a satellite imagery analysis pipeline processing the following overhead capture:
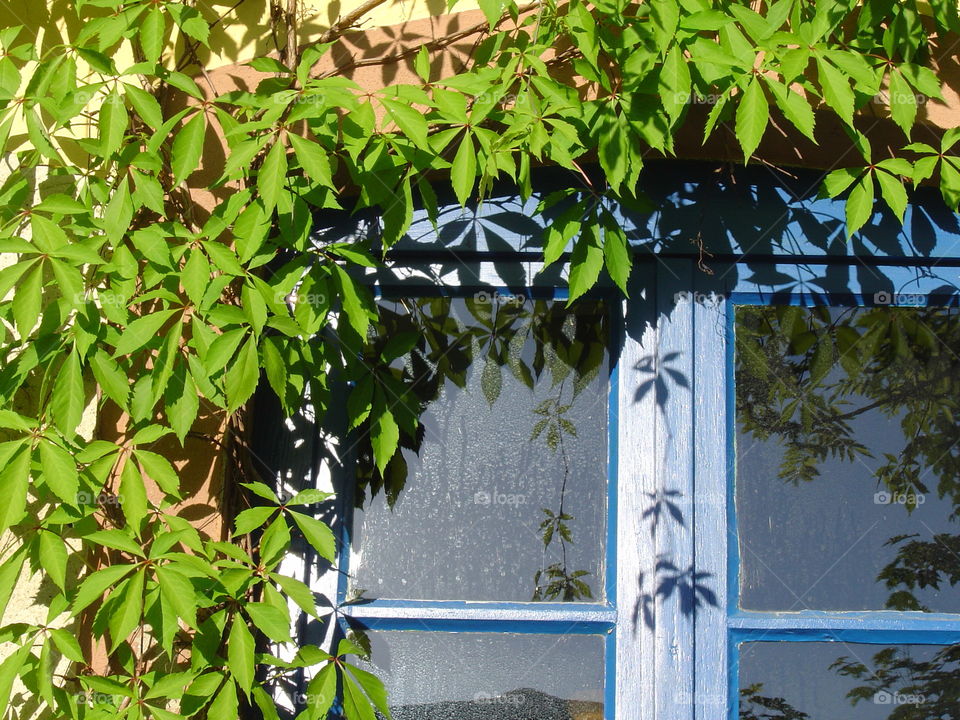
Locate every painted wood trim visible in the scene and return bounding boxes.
[342,602,616,624]
[655,259,696,720]
[729,612,960,634]
[693,282,731,720]
[615,261,659,720]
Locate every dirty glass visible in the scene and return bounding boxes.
[349,297,609,603]
[362,630,605,718]
[735,305,960,612]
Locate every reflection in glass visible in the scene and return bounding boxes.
[739,641,960,720]
[735,305,960,612]
[361,630,605,719]
[349,297,609,602]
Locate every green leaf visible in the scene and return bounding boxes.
[568,223,604,303]
[135,449,182,498]
[51,351,85,435]
[846,172,875,237]
[228,617,255,695]
[289,510,336,562]
[225,337,260,413]
[171,112,206,186]
[99,88,128,156]
[876,169,908,221]
[39,439,79,504]
[414,45,430,82]
[816,56,854,127]
[0,547,27,620]
[38,530,68,591]
[258,139,288,211]
[12,261,41,338]
[821,166,862,198]
[119,458,149,532]
[0,644,31,717]
[156,566,197,629]
[245,602,291,643]
[649,0,679,50]
[49,628,85,663]
[342,670,378,720]
[259,516,291,568]
[181,249,211,306]
[371,407,399,476]
[208,678,239,719]
[34,193,88,215]
[108,570,145,652]
[602,219,630,295]
[382,98,429,148]
[82,529,145,557]
[140,8,164,64]
[289,133,334,188]
[71,563,135,614]
[765,78,816,143]
[124,83,163,129]
[114,310,177,357]
[304,664,336,718]
[25,106,61,161]
[735,77,768,162]
[91,349,130,408]
[248,57,290,74]
[887,69,917,138]
[450,133,477,205]
[234,506,275,535]
[481,354,502,405]
[345,664,393,720]
[271,573,319,618]
[659,44,691,125]
[331,264,376,337]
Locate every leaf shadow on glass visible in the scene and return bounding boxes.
[346,295,608,604]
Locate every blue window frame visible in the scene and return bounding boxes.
[332,286,620,716]
[267,162,960,719]
[692,266,960,719]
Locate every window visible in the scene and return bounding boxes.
[338,293,617,716]
[256,163,960,719]
[694,271,960,719]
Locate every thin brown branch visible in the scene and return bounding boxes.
[319,2,540,80]
[316,0,394,45]
[285,0,299,67]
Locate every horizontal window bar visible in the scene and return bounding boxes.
[341,615,615,634]
[342,601,616,626]
[730,612,960,637]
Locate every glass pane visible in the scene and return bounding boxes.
[736,305,960,612]
[739,641,960,719]
[349,297,609,602]
[362,630,605,718]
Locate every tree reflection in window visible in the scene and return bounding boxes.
[347,296,608,603]
[735,304,960,717]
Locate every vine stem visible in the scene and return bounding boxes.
[316,0,394,45]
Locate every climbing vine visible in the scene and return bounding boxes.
[0,0,957,717]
